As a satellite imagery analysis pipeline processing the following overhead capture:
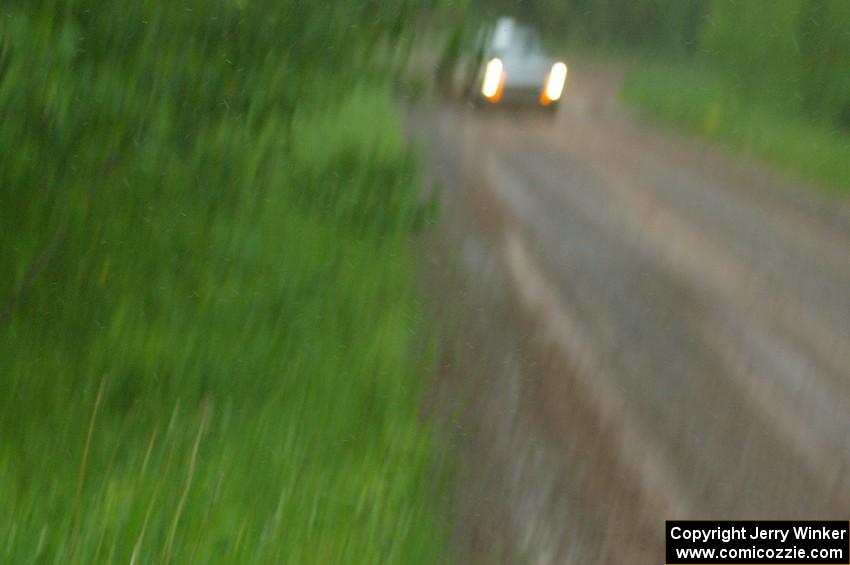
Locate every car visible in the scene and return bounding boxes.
[464,18,567,112]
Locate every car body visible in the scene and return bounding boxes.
[464,18,567,110]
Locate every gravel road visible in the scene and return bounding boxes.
[412,64,850,564]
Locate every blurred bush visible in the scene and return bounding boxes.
[0,0,452,563]
[701,0,850,129]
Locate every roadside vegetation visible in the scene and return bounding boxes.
[621,61,850,194]
[1,1,451,563]
[475,0,850,194]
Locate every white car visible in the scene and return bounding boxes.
[466,18,567,111]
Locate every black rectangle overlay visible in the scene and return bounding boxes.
[666,521,849,564]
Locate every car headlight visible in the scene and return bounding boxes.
[542,62,567,104]
[481,58,504,101]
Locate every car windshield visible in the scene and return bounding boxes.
[515,27,544,56]
[489,19,545,57]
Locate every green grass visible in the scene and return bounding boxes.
[0,82,449,563]
[0,3,451,558]
[621,61,850,193]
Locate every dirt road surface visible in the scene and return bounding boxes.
[410,65,850,564]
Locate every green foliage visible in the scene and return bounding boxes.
[701,0,850,127]
[622,62,850,193]
[291,87,423,234]
[797,1,850,127]
[1,0,452,563]
[620,1,850,191]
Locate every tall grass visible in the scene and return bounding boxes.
[1,2,450,563]
[621,62,850,194]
